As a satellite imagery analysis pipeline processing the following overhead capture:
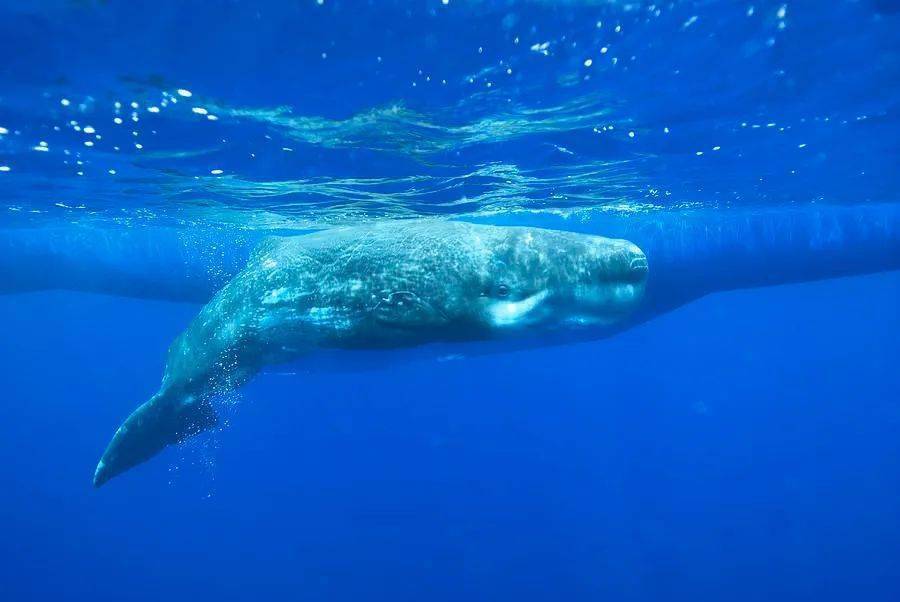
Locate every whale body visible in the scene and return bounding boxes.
[1,204,898,485]
[92,220,649,486]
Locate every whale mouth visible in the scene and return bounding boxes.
[486,290,551,327]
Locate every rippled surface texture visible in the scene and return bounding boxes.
[1,0,897,228]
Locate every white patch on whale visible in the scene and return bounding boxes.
[487,290,550,327]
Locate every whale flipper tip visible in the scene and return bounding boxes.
[93,460,110,488]
[92,395,218,488]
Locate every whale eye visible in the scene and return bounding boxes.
[496,283,510,298]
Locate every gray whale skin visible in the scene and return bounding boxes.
[92,220,648,486]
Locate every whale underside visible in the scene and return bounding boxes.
[1,204,898,486]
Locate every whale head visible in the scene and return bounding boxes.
[378,223,648,337]
[355,222,648,338]
[468,226,648,333]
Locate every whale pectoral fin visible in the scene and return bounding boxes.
[93,393,218,488]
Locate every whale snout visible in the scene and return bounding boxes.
[600,241,648,285]
[563,239,648,325]
[614,243,648,300]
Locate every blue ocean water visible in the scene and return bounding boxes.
[1,1,899,600]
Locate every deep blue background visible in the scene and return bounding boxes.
[2,273,899,601]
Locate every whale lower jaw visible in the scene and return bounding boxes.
[486,290,551,327]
